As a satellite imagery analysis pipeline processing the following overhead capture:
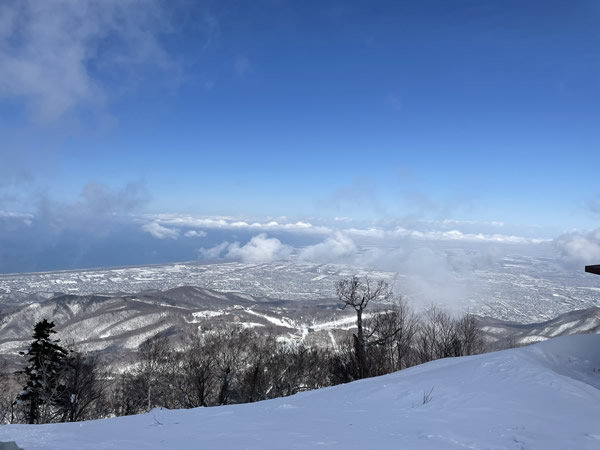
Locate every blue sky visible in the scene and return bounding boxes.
[1,0,600,272]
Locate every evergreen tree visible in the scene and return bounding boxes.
[15,319,69,424]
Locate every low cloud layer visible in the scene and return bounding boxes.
[225,234,292,264]
[36,181,150,235]
[199,234,292,264]
[147,214,329,236]
[0,205,548,274]
[142,222,179,240]
[0,205,557,312]
[141,214,543,245]
[554,229,600,268]
[184,230,207,238]
[297,232,356,263]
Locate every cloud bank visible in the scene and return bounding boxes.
[142,222,179,240]
[554,229,600,268]
[225,234,292,264]
[297,232,357,263]
[0,200,552,312]
[199,233,292,264]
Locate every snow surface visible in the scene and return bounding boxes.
[2,334,600,449]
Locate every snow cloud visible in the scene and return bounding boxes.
[80,182,150,216]
[554,229,600,267]
[0,0,207,123]
[0,204,547,282]
[198,242,230,260]
[148,214,331,236]
[298,232,357,263]
[226,234,292,264]
[200,234,292,264]
[184,230,207,238]
[142,222,179,240]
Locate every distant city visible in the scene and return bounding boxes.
[2,257,599,323]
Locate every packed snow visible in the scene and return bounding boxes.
[2,334,599,449]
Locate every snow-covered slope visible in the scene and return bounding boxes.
[479,307,600,347]
[2,335,600,449]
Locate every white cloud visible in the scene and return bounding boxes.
[199,241,230,259]
[298,232,357,263]
[345,228,386,239]
[142,222,179,239]
[144,213,542,246]
[198,234,293,263]
[0,210,33,219]
[390,227,543,244]
[226,233,292,264]
[184,230,207,238]
[0,210,33,226]
[147,214,331,235]
[440,219,505,227]
[554,229,600,267]
[0,0,182,122]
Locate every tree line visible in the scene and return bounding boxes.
[1,276,485,424]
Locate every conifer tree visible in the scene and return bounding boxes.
[16,319,69,424]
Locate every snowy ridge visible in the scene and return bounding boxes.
[478,307,600,347]
[2,334,600,449]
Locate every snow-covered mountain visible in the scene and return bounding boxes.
[2,334,599,449]
[478,306,600,347]
[0,286,349,365]
[1,285,600,369]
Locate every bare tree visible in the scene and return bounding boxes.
[175,331,218,408]
[367,299,418,373]
[59,352,109,422]
[0,359,20,424]
[417,306,485,363]
[329,338,361,384]
[239,334,277,403]
[208,325,251,405]
[455,314,485,356]
[336,276,391,379]
[269,343,331,398]
[137,333,172,411]
[417,305,451,363]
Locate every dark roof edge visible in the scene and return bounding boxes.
[585,265,600,275]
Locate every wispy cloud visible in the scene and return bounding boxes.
[385,93,403,112]
[587,198,600,216]
[298,232,356,263]
[80,182,150,216]
[0,0,202,123]
[439,219,504,227]
[0,204,548,281]
[199,241,229,260]
[316,177,388,218]
[142,222,179,240]
[34,181,150,233]
[234,56,253,76]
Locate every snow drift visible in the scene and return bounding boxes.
[2,334,600,449]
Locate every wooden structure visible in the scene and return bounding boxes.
[585,265,600,275]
